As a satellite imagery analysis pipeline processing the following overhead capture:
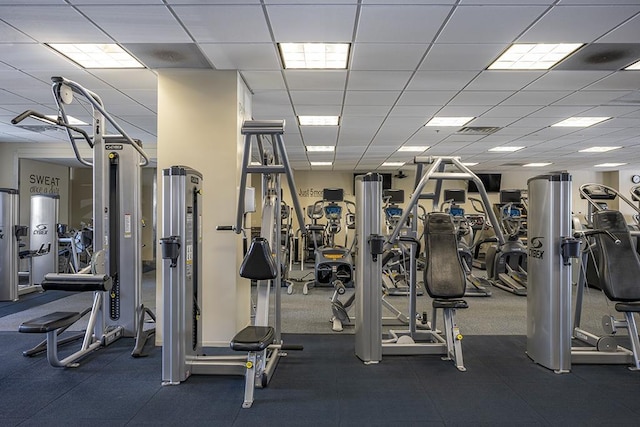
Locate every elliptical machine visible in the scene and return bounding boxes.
[303,188,355,296]
[485,189,528,296]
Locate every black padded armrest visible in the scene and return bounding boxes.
[19,311,81,333]
[42,273,112,292]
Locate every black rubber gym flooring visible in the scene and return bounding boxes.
[1,332,639,426]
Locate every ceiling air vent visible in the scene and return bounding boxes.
[456,126,501,135]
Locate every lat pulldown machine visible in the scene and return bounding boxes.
[12,76,154,366]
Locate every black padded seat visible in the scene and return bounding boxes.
[19,311,81,333]
[230,326,274,352]
[432,299,468,310]
[615,302,640,313]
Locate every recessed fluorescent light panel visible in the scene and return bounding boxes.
[279,43,350,69]
[298,116,339,126]
[425,117,474,127]
[595,163,627,167]
[524,162,552,167]
[579,146,621,153]
[462,162,479,166]
[552,117,611,127]
[47,43,144,69]
[382,162,405,167]
[398,146,429,152]
[488,43,582,70]
[310,161,332,166]
[250,161,262,166]
[625,60,640,70]
[489,146,524,152]
[306,146,335,152]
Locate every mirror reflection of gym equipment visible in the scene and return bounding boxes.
[11,76,155,366]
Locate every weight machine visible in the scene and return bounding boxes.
[356,157,503,370]
[527,173,640,372]
[12,76,154,366]
[161,121,305,408]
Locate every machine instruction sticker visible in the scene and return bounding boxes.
[124,213,132,238]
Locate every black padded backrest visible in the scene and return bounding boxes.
[593,210,640,302]
[239,237,278,280]
[423,212,466,299]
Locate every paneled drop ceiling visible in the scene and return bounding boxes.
[0,1,639,172]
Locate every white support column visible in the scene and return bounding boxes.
[156,70,252,346]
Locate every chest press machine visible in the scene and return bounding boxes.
[160,121,306,409]
[12,76,154,366]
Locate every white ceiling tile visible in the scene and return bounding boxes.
[0,44,80,71]
[285,70,347,91]
[0,5,109,43]
[388,105,439,118]
[296,105,342,115]
[357,5,452,43]
[437,5,548,44]
[552,90,631,106]
[420,43,506,71]
[267,5,357,42]
[583,72,640,91]
[447,91,514,106]
[345,90,401,105]
[520,6,640,43]
[527,105,591,118]
[347,71,412,91]
[437,105,493,117]
[200,44,280,71]
[89,69,157,91]
[583,106,640,117]
[252,90,291,105]
[351,43,427,71]
[0,20,33,43]
[466,71,545,91]
[500,91,573,106]
[172,5,271,43]
[523,71,613,91]
[240,71,285,91]
[396,91,456,106]
[251,105,294,119]
[510,117,560,128]
[482,105,542,118]
[301,126,339,144]
[407,71,478,91]
[289,91,343,105]
[77,5,190,43]
[343,105,390,116]
[597,12,640,43]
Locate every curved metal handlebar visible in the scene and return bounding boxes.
[51,76,150,167]
[573,229,621,245]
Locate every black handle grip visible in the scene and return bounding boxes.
[216,225,233,231]
[280,344,304,351]
[11,110,46,124]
